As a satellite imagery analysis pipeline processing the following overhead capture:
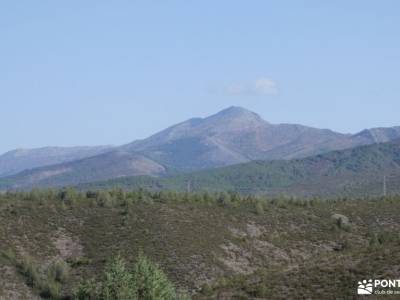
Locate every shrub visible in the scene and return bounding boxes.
[255,202,264,215]
[74,253,183,300]
[97,191,114,208]
[19,255,40,287]
[48,259,70,283]
[100,255,134,300]
[39,280,61,299]
[9,254,68,299]
[132,254,177,300]
[1,248,16,262]
[74,279,98,300]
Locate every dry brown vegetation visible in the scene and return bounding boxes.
[1,189,400,299]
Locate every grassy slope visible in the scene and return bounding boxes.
[1,191,400,299]
[79,140,400,197]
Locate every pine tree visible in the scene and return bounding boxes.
[100,255,135,300]
[131,254,177,300]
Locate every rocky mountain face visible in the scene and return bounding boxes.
[1,106,400,189]
[0,146,114,177]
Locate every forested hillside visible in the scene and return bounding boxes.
[80,139,400,197]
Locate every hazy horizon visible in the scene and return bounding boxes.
[2,1,400,153]
[2,104,399,155]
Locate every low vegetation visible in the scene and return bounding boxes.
[74,254,186,300]
[1,189,400,299]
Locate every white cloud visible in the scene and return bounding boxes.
[254,78,278,95]
[225,77,278,96]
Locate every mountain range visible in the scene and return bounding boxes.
[0,146,113,177]
[1,106,400,190]
[82,139,400,197]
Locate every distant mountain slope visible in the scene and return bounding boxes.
[0,151,166,189]
[1,106,400,190]
[123,106,358,170]
[353,126,400,143]
[80,140,400,197]
[0,146,114,177]
[124,107,400,171]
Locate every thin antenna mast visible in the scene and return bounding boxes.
[383,175,387,197]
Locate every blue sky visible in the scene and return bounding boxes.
[1,1,400,154]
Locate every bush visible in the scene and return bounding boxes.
[100,255,134,300]
[97,191,114,208]
[39,280,61,299]
[255,202,264,215]
[48,259,70,283]
[1,248,16,262]
[19,255,40,287]
[10,254,67,299]
[132,254,177,300]
[74,279,98,299]
[74,253,184,300]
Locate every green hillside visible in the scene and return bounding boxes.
[1,190,400,299]
[80,140,400,197]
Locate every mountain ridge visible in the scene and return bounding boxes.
[1,106,400,190]
[78,139,400,197]
[0,145,114,178]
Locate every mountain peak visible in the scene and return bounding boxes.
[208,106,268,124]
[215,106,256,117]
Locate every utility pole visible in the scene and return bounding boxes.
[383,175,387,197]
[187,180,191,193]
